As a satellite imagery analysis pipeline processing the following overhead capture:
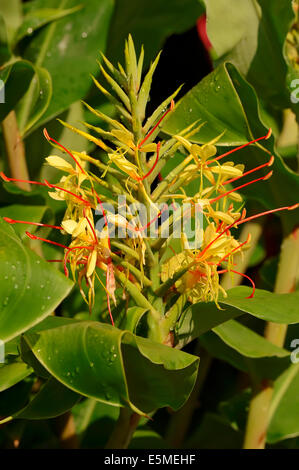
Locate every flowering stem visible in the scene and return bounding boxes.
[2,111,31,191]
[243,227,299,449]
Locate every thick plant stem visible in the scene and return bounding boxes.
[2,111,30,191]
[165,347,212,448]
[55,412,79,449]
[243,227,299,449]
[105,408,141,449]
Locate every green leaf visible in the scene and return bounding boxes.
[119,307,148,333]
[0,60,35,121]
[107,0,204,67]
[130,428,169,449]
[204,0,297,112]
[23,319,199,415]
[163,63,299,231]
[73,398,119,447]
[218,287,299,324]
[0,360,33,392]
[200,330,289,380]
[12,6,82,46]
[213,319,289,358]
[21,0,114,132]
[219,389,251,432]
[14,376,80,420]
[0,13,12,63]
[268,364,299,443]
[18,65,52,136]
[0,218,73,343]
[0,0,22,43]
[0,378,33,418]
[184,412,243,449]
[177,287,299,348]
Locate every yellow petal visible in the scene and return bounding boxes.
[108,153,140,179]
[210,165,243,177]
[228,191,243,202]
[61,219,78,234]
[87,250,97,278]
[111,129,134,148]
[48,191,65,201]
[73,218,88,237]
[46,156,74,172]
[201,144,217,160]
[213,211,235,225]
[139,143,157,153]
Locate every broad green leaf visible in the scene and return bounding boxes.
[18,65,52,136]
[12,6,82,46]
[218,287,299,324]
[0,218,73,342]
[130,428,169,449]
[14,376,80,420]
[0,60,35,121]
[119,307,148,333]
[0,13,11,63]
[176,301,241,349]
[219,389,251,432]
[213,319,289,358]
[0,0,22,43]
[163,63,299,231]
[0,377,33,418]
[184,412,242,449]
[0,360,33,392]
[23,319,199,415]
[177,287,299,348]
[107,0,204,68]
[73,397,119,447]
[21,0,114,132]
[268,364,299,443]
[203,0,295,110]
[200,330,289,380]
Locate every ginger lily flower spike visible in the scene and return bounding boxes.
[2,36,298,336]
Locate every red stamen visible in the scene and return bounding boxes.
[219,234,250,263]
[217,268,255,298]
[206,129,272,165]
[44,180,91,206]
[83,209,98,244]
[229,270,256,298]
[223,156,274,186]
[3,217,62,231]
[63,245,93,277]
[1,172,44,186]
[137,142,161,182]
[135,203,168,233]
[197,215,243,260]
[25,231,69,249]
[216,221,224,233]
[138,100,175,149]
[236,203,299,226]
[1,173,91,206]
[43,128,86,174]
[209,171,273,204]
